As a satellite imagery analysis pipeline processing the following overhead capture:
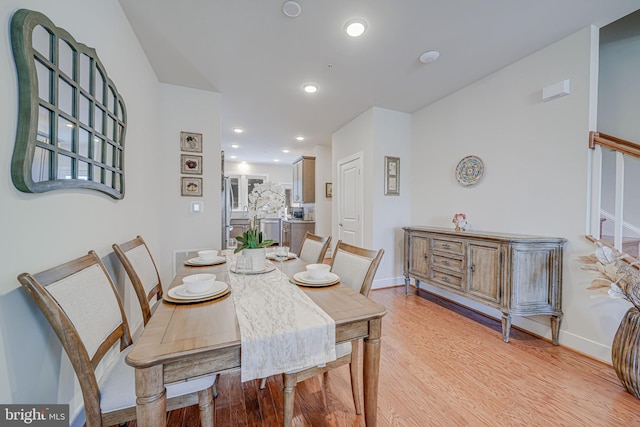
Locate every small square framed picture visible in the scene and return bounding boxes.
[180,131,203,153]
[384,156,400,196]
[181,177,203,197]
[181,154,202,175]
[325,182,333,198]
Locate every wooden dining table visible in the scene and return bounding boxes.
[125,251,387,426]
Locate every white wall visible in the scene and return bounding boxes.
[332,107,411,288]
[599,10,640,143]
[309,145,332,243]
[411,26,625,362]
[0,0,221,422]
[372,108,411,287]
[157,83,221,272]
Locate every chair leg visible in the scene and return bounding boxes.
[283,373,297,427]
[318,373,328,407]
[198,386,215,427]
[259,377,267,389]
[213,373,220,398]
[350,340,362,415]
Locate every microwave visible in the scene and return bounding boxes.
[291,207,304,219]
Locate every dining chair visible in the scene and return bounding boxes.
[297,231,332,264]
[281,241,384,426]
[113,235,221,399]
[111,235,163,326]
[18,250,217,427]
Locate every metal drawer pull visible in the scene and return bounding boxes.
[443,260,450,266]
[442,244,450,249]
[470,265,475,272]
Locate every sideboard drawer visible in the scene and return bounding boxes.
[429,268,463,291]
[431,253,464,273]
[431,238,464,255]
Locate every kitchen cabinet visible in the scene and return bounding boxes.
[292,156,315,203]
[403,226,566,345]
[281,220,315,255]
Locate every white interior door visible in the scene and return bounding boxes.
[337,154,363,246]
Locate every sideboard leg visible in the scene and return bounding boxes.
[416,279,420,291]
[405,276,410,295]
[550,314,562,345]
[501,313,512,343]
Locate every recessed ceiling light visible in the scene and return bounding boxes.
[345,18,367,37]
[419,50,440,64]
[231,144,239,148]
[296,136,304,141]
[274,159,280,162]
[233,127,244,133]
[282,149,290,153]
[303,83,318,93]
[229,155,237,159]
[282,1,301,18]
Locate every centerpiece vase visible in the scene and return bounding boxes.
[243,248,266,271]
[612,307,640,399]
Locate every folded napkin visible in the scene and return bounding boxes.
[228,267,336,382]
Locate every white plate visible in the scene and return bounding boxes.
[169,282,228,299]
[293,271,339,285]
[266,252,297,260]
[185,256,225,266]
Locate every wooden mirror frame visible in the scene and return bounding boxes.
[11,9,127,199]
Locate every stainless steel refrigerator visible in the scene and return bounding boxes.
[221,152,233,250]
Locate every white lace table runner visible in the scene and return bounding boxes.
[227,265,336,382]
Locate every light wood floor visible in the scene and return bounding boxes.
[120,286,640,426]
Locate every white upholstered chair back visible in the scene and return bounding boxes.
[112,236,163,326]
[18,251,133,424]
[48,263,125,359]
[330,241,384,296]
[19,251,131,364]
[298,232,331,264]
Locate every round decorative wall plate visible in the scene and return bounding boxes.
[455,155,484,186]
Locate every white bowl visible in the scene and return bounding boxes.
[197,249,218,260]
[182,273,216,294]
[306,263,330,280]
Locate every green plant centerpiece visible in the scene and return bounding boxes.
[234,182,286,254]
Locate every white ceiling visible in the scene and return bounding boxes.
[118,0,640,165]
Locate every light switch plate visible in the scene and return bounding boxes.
[191,201,202,213]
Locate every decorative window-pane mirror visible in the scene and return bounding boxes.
[11,9,127,199]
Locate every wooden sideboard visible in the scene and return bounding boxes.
[403,226,566,345]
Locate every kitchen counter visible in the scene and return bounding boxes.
[281,220,315,254]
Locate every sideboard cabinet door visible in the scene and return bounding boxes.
[467,241,501,305]
[409,235,429,277]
